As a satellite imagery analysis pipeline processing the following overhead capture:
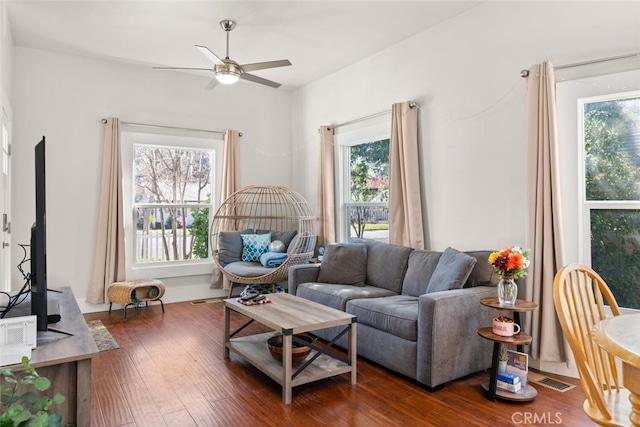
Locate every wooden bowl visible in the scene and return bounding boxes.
[267,334,314,365]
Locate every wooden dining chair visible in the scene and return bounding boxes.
[553,263,632,426]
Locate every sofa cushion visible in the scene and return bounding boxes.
[218,229,254,266]
[296,282,396,311]
[350,238,413,293]
[317,243,367,286]
[241,233,271,262]
[401,250,442,296]
[224,261,275,277]
[426,247,477,293]
[346,295,418,341]
[463,250,499,287]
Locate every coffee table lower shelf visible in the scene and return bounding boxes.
[227,332,354,388]
[481,380,537,402]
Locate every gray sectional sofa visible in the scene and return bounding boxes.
[288,238,500,389]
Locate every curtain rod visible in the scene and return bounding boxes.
[100,118,241,137]
[333,102,417,129]
[520,51,640,77]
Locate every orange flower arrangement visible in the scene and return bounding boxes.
[488,246,530,280]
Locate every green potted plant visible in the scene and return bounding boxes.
[498,345,509,373]
[0,356,65,427]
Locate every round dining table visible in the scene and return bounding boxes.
[592,313,640,427]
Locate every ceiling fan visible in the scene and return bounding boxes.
[153,20,291,89]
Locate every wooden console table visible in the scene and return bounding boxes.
[4,287,98,426]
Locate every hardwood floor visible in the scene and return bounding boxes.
[84,300,593,426]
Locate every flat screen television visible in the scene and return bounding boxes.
[30,136,48,331]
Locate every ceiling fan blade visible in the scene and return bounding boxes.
[240,59,292,72]
[195,45,224,65]
[240,73,282,89]
[204,78,220,90]
[153,67,213,71]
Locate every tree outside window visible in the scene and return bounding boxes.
[347,139,389,242]
[133,145,212,263]
[584,96,640,309]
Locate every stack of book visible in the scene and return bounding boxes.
[497,372,521,393]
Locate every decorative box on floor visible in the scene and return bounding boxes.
[108,279,166,319]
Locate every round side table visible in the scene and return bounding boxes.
[478,297,538,402]
[480,297,537,352]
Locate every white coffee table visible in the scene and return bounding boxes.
[223,293,357,404]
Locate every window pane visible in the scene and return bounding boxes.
[584,98,640,201]
[345,139,389,243]
[349,139,389,203]
[133,145,212,264]
[135,207,209,262]
[347,205,389,243]
[134,146,212,203]
[590,209,640,309]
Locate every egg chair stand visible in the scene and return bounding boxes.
[210,185,317,298]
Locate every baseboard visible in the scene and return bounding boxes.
[529,359,579,379]
[76,282,228,313]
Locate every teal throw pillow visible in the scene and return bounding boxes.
[241,233,271,262]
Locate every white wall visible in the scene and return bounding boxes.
[9,1,640,317]
[292,1,640,253]
[1,0,13,99]
[10,46,292,308]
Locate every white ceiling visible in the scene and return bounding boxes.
[5,0,481,90]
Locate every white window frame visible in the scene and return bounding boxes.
[557,68,640,313]
[121,126,223,279]
[578,90,640,266]
[334,114,390,242]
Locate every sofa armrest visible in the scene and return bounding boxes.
[417,286,497,388]
[287,263,321,295]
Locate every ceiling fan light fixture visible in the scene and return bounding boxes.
[215,72,240,85]
[215,62,241,84]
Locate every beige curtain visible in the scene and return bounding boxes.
[389,102,424,249]
[318,126,336,245]
[211,129,241,289]
[87,118,126,304]
[524,62,569,363]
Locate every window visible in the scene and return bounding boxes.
[580,93,640,310]
[344,139,389,242]
[121,128,223,279]
[335,115,390,243]
[133,145,211,262]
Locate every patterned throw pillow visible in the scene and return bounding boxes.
[241,233,271,262]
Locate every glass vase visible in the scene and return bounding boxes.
[498,278,518,305]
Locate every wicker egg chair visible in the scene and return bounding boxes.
[210,185,317,297]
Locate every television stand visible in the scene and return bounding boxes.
[5,286,99,426]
